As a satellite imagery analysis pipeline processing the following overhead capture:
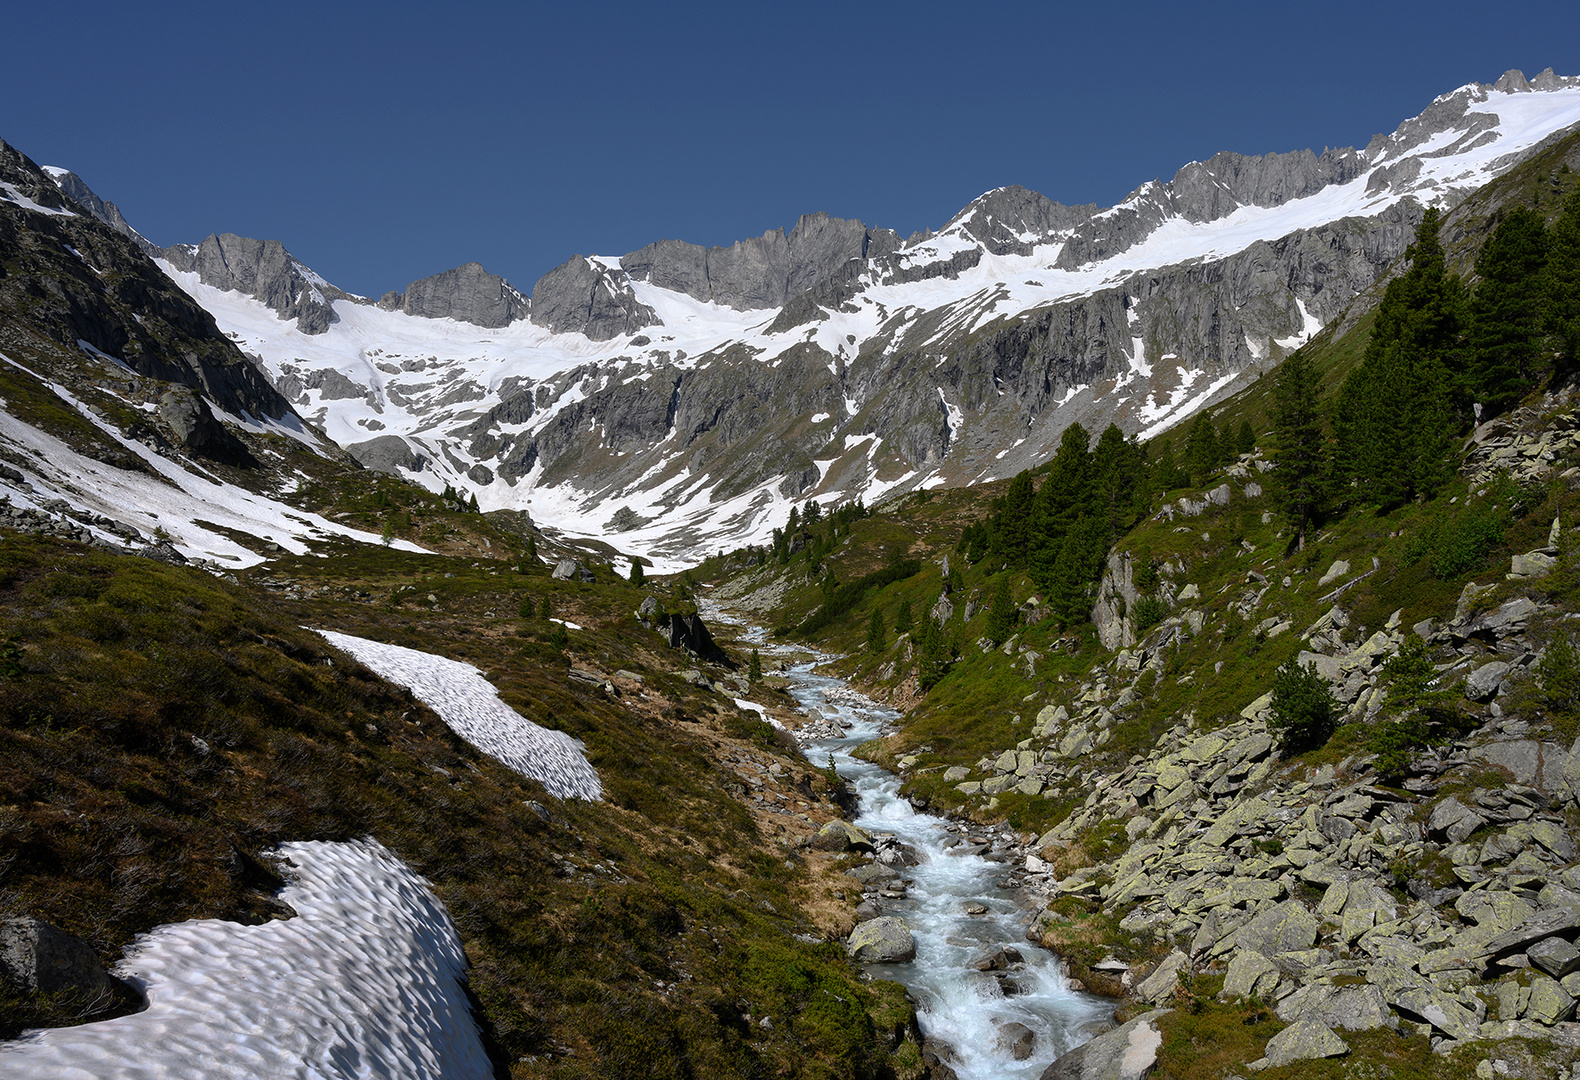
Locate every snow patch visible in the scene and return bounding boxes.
[0,839,492,1080]
[314,629,601,800]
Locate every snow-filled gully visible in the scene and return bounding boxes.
[706,605,1111,1080]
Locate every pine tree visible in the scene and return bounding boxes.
[1269,350,1326,549]
[986,575,1015,644]
[518,593,535,618]
[1090,423,1145,539]
[524,535,538,565]
[867,607,885,653]
[1269,658,1339,752]
[894,599,913,635]
[748,649,763,682]
[541,594,552,619]
[1467,205,1550,413]
[630,560,644,585]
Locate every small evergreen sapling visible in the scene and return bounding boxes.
[748,649,763,683]
[1268,658,1339,752]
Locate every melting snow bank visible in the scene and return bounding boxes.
[0,839,493,1080]
[316,628,602,800]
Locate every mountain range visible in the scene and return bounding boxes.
[4,68,1580,570]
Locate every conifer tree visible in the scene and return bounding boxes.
[630,560,645,585]
[867,607,885,654]
[1183,413,1220,483]
[748,649,763,682]
[986,575,1015,644]
[1331,208,1463,507]
[1269,350,1325,549]
[1546,187,1580,373]
[518,593,535,619]
[1467,205,1550,413]
[994,471,1037,566]
[894,599,913,635]
[1235,420,1256,456]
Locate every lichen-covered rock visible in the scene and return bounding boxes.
[1249,1020,1348,1070]
[1039,1009,1167,1080]
[846,916,916,963]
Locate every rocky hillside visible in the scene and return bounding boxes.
[24,71,1580,569]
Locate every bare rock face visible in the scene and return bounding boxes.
[157,386,252,466]
[529,257,658,340]
[345,435,425,475]
[0,916,122,1002]
[378,262,529,328]
[160,233,344,334]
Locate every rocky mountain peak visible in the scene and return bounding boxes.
[377,261,529,328]
[159,232,350,335]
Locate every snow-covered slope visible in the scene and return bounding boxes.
[0,839,493,1080]
[142,70,1580,567]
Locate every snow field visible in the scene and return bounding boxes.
[0,839,493,1080]
[315,628,602,800]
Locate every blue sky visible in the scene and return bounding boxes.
[4,1,1577,298]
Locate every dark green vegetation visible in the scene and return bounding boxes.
[0,527,923,1078]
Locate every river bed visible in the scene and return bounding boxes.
[707,606,1111,1079]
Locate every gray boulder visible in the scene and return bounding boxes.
[995,1022,1037,1060]
[846,916,916,963]
[551,558,595,583]
[1464,660,1512,701]
[1251,1020,1348,1070]
[1275,982,1392,1030]
[814,820,874,853]
[0,917,122,1002]
[157,386,250,465]
[1233,900,1319,957]
[1039,1009,1167,1080]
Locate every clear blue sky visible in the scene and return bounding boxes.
[4,1,1576,298]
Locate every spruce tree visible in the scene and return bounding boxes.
[748,649,763,682]
[1269,350,1326,549]
[518,593,535,619]
[1331,208,1463,508]
[1546,187,1580,374]
[630,560,645,585]
[986,575,1015,644]
[1183,413,1220,483]
[1467,205,1550,413]
[894,599,913,635]
[867,608,885,654]
[1235,420,1256,456]
[994,471,1037,566]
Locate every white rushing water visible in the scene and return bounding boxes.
[708,605,1112,1079]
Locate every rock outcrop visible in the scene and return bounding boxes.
[378,262,529,328]
[160,232,348,335]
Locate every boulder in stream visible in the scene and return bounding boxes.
[846,916,916,963]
